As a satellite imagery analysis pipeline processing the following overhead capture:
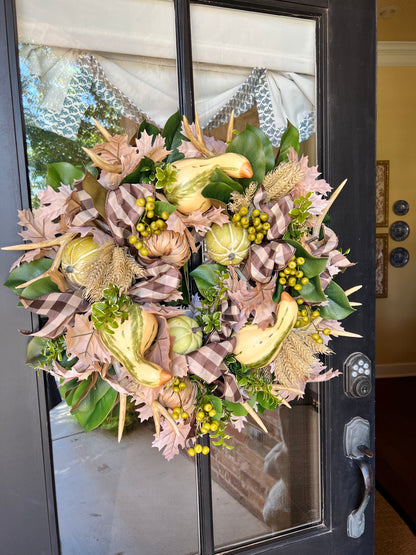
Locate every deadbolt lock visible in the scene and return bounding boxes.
[344,352,372,399]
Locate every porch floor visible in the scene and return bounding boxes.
[50,402,269,555]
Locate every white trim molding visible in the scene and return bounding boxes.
[378,41,416,66]
[376,362,416,378]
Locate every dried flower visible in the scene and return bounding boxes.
[141,230,191,267]
[263,161,304,203]
[273,329,332,387]
[228,181,258,213]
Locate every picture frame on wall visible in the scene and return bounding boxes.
[376,233,388,298]
[376,160,389,227]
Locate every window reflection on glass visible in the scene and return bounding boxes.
[16,2,199,554]
[189,4,320,549]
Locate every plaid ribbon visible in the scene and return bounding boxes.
[247,240,295,283]
[253,187,293,240]
[69,182,101,227]
[20,290,89,339]
[310,225,338,257]
[186,337,242,402]
[106,183,153,246]
[129,261,182,303]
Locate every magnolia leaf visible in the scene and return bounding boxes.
[47,162,84,191]
[209,168,244,190]
[164,111,186,163]
[190,264,227,297]
[154,201,177,217]
[226,126,266,186]
[26,336,48,366]
[297,275,327,303]
[202,182,239,205]
[162,111,182,150]
[319,281,355,320]
[67,375,118,433]
[137,119,160,142]
[246,124,275,173]
[120,156,154,186]
[276,122,300,165]
[81,171,107,219]
[4,258,59,298]
[272,282,284,304]
[284,238,328,278]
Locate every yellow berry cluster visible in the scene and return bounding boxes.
[170,378,190,421]
[128,196,169,256]
[278,255,308,291]
[231,207,270,244]
[295,300,332,343]
[187,444,210,457]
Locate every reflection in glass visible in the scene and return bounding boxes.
[16,2,199,554]
[190,4,320,549]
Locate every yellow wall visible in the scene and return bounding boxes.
[376,66,416,365]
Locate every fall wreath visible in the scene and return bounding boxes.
[2,112,360,460]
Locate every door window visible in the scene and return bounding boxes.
[15,1,323,552]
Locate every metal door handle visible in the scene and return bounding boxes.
[344,417,374,538]
[347,447,374,538]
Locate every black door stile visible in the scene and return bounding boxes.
[0,0,376,553]
[174,2,216,553]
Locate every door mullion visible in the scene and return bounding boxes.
[173,2,215,554]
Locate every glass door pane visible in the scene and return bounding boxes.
[15,2,200,553]
[189,4,320,549]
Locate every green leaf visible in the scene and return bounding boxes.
[246,124,275,173]
[223,400,248,417]
[209,168,244,190]
[26,337,48,366]
[227,126,266,187]
[62,374,118,433]
[81,171,107,218]
[298,275,327,303]
[47,162,84,191]
[319,281,355,320]
[190,264,227,297]
[276,123,300,165]
[120,156,155,186]
[256,391,279,411]
[164,111,186,163]
[201,182,238,205]
[284,238,328,278]
[154,200,177,217]
[137,119,160,142]
[207,395,223,421]
[162,111,183,150]
[272,281,284,304]
[4,258,59,298]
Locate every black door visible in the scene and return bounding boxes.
[0,0,376,553]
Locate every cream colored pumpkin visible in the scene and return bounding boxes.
[205,223,250,265]
[61,236,101,286]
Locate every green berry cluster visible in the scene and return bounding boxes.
[170,378,190,421]
[231,207,270,244]
[187,402,219,457]
[294,300,332,343]
[278,255,308,291]
[128,195,170,256]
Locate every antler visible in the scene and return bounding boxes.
[226,110,235,143]
[151,400,181,438]
[2,232,76,291]
[182,113,214,157]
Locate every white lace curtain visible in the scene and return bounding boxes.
[16,0,316,146]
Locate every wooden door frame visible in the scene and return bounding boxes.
[0,0,376,553]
